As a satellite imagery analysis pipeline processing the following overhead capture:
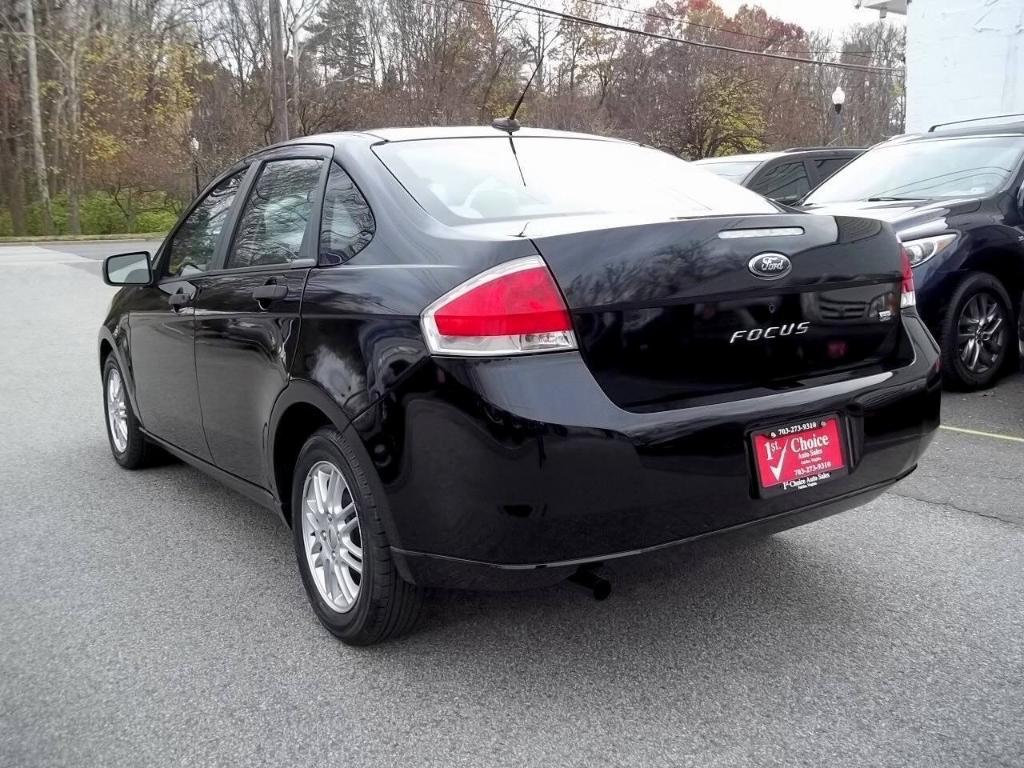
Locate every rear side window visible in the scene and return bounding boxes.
[319,163,375,265]
[750,162,810,202]
[226,158,323,269]
[814,157,853,180]
[165,170,244,278]
[374,136,775,224]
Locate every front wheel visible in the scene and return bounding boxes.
[291,426,422,645]
[102,356,152,469]
[938,272,1012,391]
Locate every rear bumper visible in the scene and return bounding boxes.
[348,314,941,590]
[391,468,910,590]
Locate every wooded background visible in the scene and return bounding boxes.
[0,0,905,236]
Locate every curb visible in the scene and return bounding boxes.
[0,232,166,244]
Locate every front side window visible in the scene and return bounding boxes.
[226,158,323,269]
[165,170,244,278]
[374,137,775,224]
[320,163,374,265]
[806,136,1024,204]
[750,162,810,202]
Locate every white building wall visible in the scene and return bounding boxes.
[906,0,1024,133]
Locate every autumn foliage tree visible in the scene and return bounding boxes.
[0,0,906,236]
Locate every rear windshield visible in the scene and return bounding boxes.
[693,159,761,183]
[805,135,1024,204]
[374,136,776,224]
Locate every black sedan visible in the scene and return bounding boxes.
[99,127,940,644]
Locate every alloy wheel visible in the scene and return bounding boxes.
[106,367,129,453]
[957,292,1006,375]
[300,461,363,613]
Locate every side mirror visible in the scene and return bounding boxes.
[103,251,152,286]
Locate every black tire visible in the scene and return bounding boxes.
[102,355,153,469]
[291,426,423,645]
[1018,291,1024,365]
[938,272,1013,391]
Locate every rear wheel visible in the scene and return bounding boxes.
[939,272,1012,391]
[291,426,422,645]
[102,355,152,469]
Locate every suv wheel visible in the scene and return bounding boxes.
[102,355,152,469]
[939,272,1012,391]
[1018,291,1024,362]
[291,426,423,645]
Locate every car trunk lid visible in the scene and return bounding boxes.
[530,213,908,410]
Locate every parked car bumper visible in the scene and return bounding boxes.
[352,314,941,590]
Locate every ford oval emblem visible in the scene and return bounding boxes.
[748,252,792,280]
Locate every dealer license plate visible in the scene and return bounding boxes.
[751,416,848,496]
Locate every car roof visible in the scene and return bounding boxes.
[694,147,862,165]
[694,152,784,164]
[282,126,631,148]
[879,128,1024,148]
[885,117,1024,145]
[929,114,1024,135]
[928,125,1024,139]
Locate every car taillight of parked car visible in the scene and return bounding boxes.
[421,255,578,356]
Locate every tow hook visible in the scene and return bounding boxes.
[568,565,612,601]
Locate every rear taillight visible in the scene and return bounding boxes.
[900,246,916,308]
[422,256,577,356]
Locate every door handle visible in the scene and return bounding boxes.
[168,291,192,309]
[252,284,288,302]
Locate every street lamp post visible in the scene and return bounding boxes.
[832,86,846,146]
[189,136,200,196]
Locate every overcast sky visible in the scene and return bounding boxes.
[716,0,906,36]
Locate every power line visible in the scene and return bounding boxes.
[573,0,880,60]
[514,0,901,71]
[461,0,904,74]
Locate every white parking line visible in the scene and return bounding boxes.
[940,424,1024,444]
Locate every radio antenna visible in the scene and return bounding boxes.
[491,58,542,134]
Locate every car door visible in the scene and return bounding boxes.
[192,148,330,485]
[128,168,248,459]
[749,160,812,204]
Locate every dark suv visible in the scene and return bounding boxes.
[693,148,863,204]
[801,116,1024,389]
[99,128,939,644]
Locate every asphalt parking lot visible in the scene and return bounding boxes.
[1,241,1022,767]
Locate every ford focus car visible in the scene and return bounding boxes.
[99,127,940,645]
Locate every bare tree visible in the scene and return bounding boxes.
[21,0,52,234]
[270,0,290,141]
[0,0,906,236]
[0,24,28,235]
